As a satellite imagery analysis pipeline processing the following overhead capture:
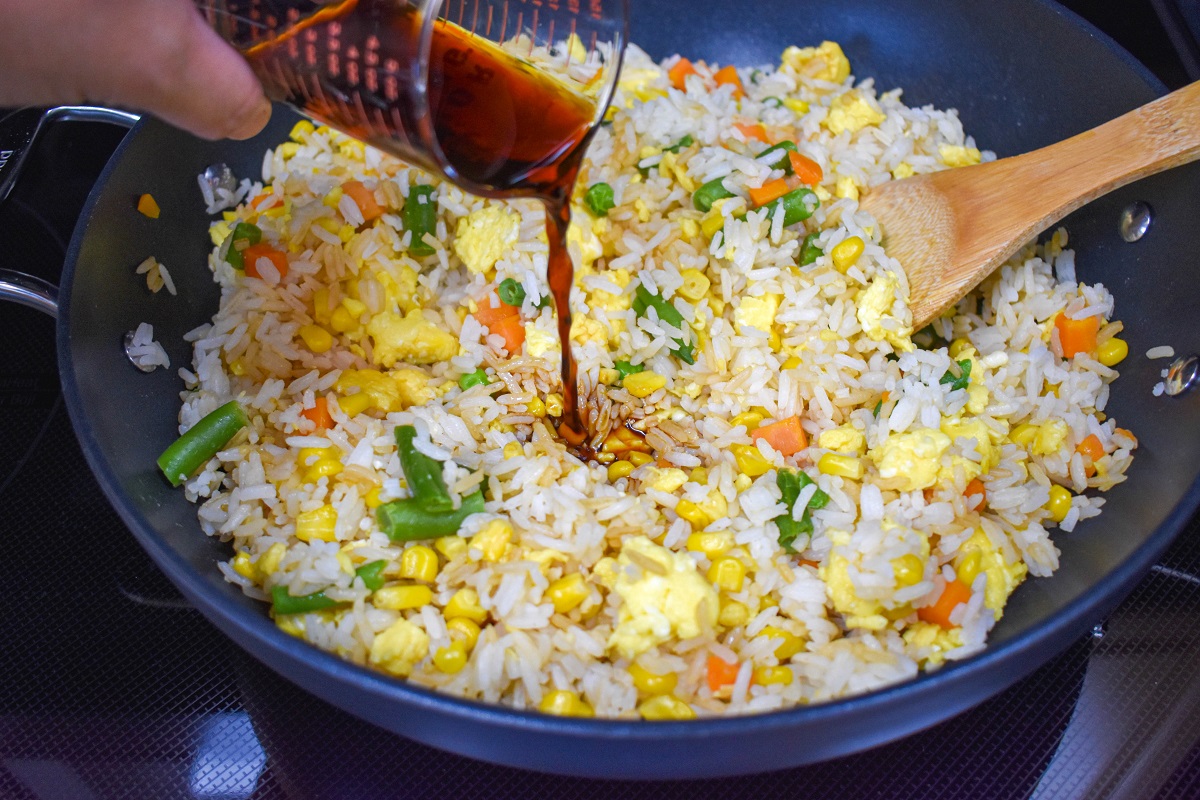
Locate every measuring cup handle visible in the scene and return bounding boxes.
[0,105,141,317]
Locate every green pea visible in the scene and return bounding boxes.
[584,182,615,217]
[458,369,490,390]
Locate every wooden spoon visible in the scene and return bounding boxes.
[861,80,1200,331]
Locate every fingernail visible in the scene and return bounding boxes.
[227,97,273,141]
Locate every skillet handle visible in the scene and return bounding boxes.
[0,105,141,317]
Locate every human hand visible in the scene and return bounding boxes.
[0,0,271,140]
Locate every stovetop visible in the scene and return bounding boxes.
[2,4,1200,797]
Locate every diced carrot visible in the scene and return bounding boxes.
[963,477,987,508]
[341,180,384,222]
[734,122,769,143]
[488,313,525,355]
[788,151,824,185]
[881,391,890,403]
[250,191,281,210]
[1054,313,1101,359]
[136,193,160,219]
[712,65,745,97]
[472,300,520,328]
[302,397,333,431]
[706,654,741,692]
[797,559,820,569]
[1114,428,1138,448]
[668,58,697,91]
[748,177,790,208]
[1077,433,1105,477]
[917,579,973,629]
[242,243,290,280]
[751,415,808,457]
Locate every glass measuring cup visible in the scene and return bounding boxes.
[196,0,627,198]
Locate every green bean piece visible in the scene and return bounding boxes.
[662,134,694,154]
[223,222,262,270]
[497,278,526,307]
[632,285,696,365]
[614,360,644,380]
[157,400,249,487]
[799,232,824,266]
[394,425,453,512]
[355,560,388,591]
[758,140,798,172]
[763,96,783,108]
[404,184,436,256]
[692,177,736,212]
[584,182,616,217]
[760,187,820,227]
[376,490,486,542]
[271,584,336,615]
[458,368,490,390]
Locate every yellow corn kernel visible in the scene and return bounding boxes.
[831,236,865,273]
[256,543,286,576]
[543,392,564,416]
[1097,337,1129,367]
[598,367,620,385]
[338,224,356,243]
[678,269,712,301]
[753,665,794,686]
[708,556,746,592]
[137,193,160,219]
[1046,484,1073,523]
[758,626,804,660]
[734,474,753,492]
[315,217,341,235]
[227,358,246,376]
[469,520,513,562]
[690,467,709,485]
[817,452,864,480]
[444,588,488,623]
[782,97,809,115]
[546,573,589,614]
[433,640,468,673]
[372,583,432,610]
[305,457,343,483]
[364,487,384,509]
[718,599,750,628]
[502,442,522,460]
[435,536,468,561]
[623,371,668,398]
[296,504,338,542]
[399,545,439,583]
[526,397,546,417]
[638,695,696,721]
[730,410,764,431]
[608,460,635,482]
[675,499,710,529]
[701,209,727,239]
[781,355,802,370]
[289,119,315,141]
[298,324,334,354]
[891,553,925,587]
[957,549,983,586]
[445,616,481,651]
[329,306,356,333]
[628,662,679,697]
[539,690,594,718]
[231,551,257,580]
[335,550,355,576]
[338,392,372,417]
[686,531,734,559]
[322,186,344,208]
[297,446,329,466]
[276,142,300,159]
[731,443,772,477]
[627,451,654,467]
[1011,423,1039,447]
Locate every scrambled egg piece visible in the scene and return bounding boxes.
[734,294,780,335]
[823,551,886,630]
[375,267,420,314]
[856,272,914,352]
[367,309,458,366]
[570,315,608,346]
[892,162,915,180]
[938,144,983,168]
[639,466,689,493]
[835,176,860,201]
[872,429,952,491]
[605,536,719,659]
[588,267,632,313]
[781,41,851,83]
[960,529,1027,618]
[369,618,429,676]
[453,207,520,275]
[337,368,432,412]
[617,64,667,103]
[526,325,558,358]
[940,417,1001,481]
[818,424,866,455]
[1032,419,1069,456]
[822,92,886,135]
[903,621,963,667]
[567,212,605,271]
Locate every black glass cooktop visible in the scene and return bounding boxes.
[1,3,1198,797]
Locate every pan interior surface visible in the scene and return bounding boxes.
[56,0,1200,778]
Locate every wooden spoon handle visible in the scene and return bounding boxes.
[999,80,1200,231]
